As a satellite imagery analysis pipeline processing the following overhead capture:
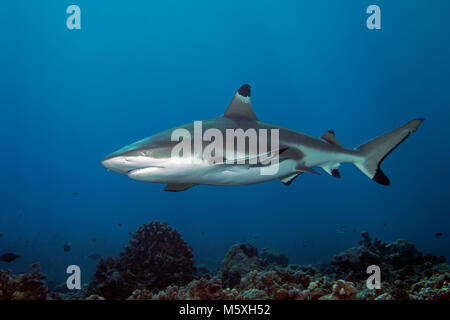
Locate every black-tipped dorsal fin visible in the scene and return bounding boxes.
[321,129,342,147]
[224,84,257,121]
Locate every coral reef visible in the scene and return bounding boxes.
[91,221,196,299]
[88,232,450,301]
[5,228,444,301]
[319,280,357,300]
[0,263,49,300]
[220,243,263,289]
[331,231,446,282]
[260,248,289,268]
[409,273,450,300]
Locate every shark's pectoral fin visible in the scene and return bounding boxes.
[321,129,343,147]
[164,183,197,192]
[281,163,319,185]
[295,164,320,174]
[280,172,303,186]
[224,84,257,121]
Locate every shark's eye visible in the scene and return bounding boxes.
[140,151,148,157]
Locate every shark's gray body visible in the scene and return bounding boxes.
[102,84,424,191]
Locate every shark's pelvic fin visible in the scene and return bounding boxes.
[321,129,342,147]
[164,183,197,192]
[224,84,258,121]
[295,164,320,174]
[280,172,302,186]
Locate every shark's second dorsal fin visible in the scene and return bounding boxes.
[321,129,342,147]
[224,84,258,121]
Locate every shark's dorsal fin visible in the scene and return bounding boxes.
[224,84,258,121]
[321,129,342,147]
[164,183,197,192]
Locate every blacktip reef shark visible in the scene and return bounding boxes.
[101,84,424,192]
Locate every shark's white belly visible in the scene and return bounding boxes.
[128,158,297,186]
[200,160,297,185]
[126,145,361,186]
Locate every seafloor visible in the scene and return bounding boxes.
[1,221,448,300]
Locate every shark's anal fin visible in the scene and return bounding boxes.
[321,129,342,147]
[164,183,197,192]
[322,165,341,178]
[280,172,303,186]
[331,169,341,178]
[224,84,258,121]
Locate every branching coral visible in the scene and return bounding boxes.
[319,280,357,300]
[0,263,49,300]
[91,221,196,299]
[409,273,450,300]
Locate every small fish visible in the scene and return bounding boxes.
[0,253,20,263]
[252,236,259,240]
[0,233,3,239]
[91,238,96,243]
[383,223,388,227]
[339,226,345,229]
[29,262,40,269]
[87,253,102,260]
[303,244,307,248]
[118,224,122,227]
[128,232,132,236]
[435,232,443,237]
[63,241,72,252]
[72,192,79,196]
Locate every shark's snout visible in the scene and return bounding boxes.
[101,155,127,174]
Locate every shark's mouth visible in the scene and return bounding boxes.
[127,166,165,175]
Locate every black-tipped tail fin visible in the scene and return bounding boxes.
[354,119,424,186]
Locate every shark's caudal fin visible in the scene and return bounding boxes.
[354,119,424,186]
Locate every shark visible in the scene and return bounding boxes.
[101,84,424,191]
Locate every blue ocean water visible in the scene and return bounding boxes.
[0,1,449,284]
